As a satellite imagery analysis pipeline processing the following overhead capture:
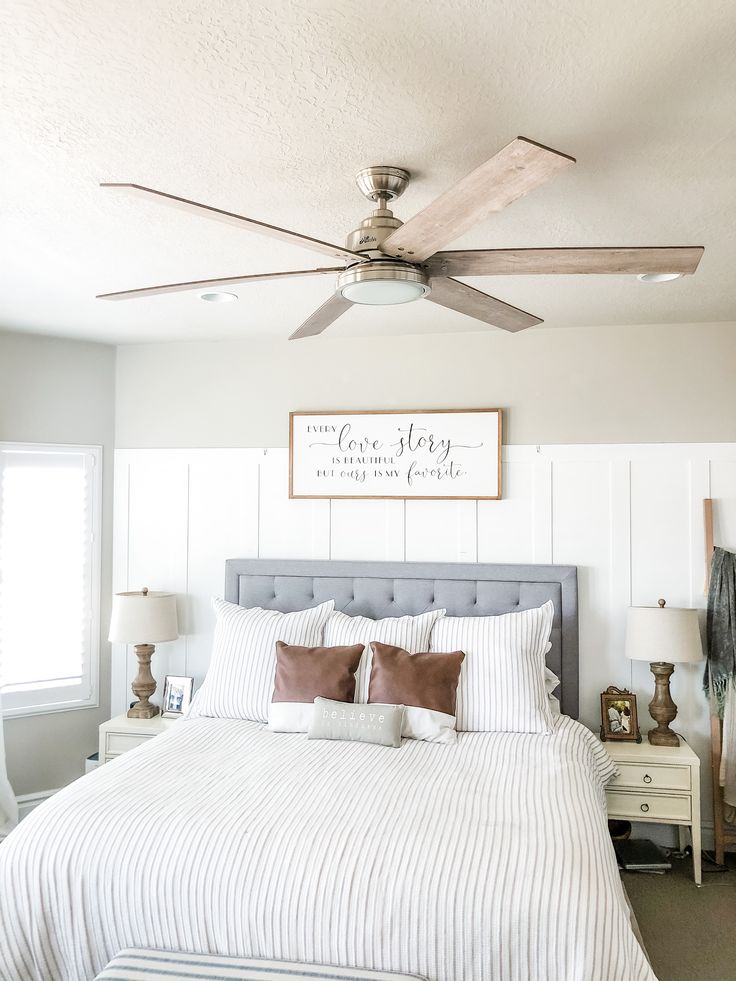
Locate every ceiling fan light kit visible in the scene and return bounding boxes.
[338,261,430,305]
[98,136,704,338]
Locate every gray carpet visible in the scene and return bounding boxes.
[623,852,736,981]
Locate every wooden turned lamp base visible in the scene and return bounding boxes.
[128,643,161,719]
[647,660,679,746]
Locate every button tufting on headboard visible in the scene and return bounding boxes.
[225,558,578,718]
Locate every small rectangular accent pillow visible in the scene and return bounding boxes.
[430,600,555,733]
[369,641,464,743]
[188,597,335,722]
[268,641,364,732]
[323,607,446,702]
[308,697,404,748]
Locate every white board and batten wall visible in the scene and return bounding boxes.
[112,442,736,832]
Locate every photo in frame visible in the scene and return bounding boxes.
[162,675,194,718]
[599,686,642,743]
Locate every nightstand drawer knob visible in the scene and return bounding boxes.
[643,774,652,784]
[640,803,650,813]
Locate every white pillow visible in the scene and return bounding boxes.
[190,598,335,722]
[544,665,560,695]
[323,608,446,702]
[430,601,555,733]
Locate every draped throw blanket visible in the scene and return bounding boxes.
[704,546,736,814]
[0,692,18,839]
[705,547,736,713]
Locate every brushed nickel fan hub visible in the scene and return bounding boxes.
[337,260,429,306]
[355,166,410,203]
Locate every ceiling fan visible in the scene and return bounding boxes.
[97,136,704,339]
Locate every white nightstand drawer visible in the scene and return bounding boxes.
[99,714,181,764]
[105,731,152,757]
[610,762,691,792]
[606,790,691,822]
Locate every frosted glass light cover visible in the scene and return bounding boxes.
[108,591,179,644]
[625,604,703,663]
[341,279,427,305]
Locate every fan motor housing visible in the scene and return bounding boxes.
[346,210,403,254]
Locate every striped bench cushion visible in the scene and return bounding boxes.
[95,948,428,981]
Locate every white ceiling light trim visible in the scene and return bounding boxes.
[199,291,238,303]
[636,273,683,283]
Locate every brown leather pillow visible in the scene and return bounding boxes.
[272,641,364,704]
[368,641,465,715]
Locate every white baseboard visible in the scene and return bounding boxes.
[16,788,60,821]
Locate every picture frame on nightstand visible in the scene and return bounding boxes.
[600,686,642,743]
[162,675,194,718]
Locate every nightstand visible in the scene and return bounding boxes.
[603,738,701,885]
[98,713,181,765]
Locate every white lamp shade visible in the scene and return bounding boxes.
[625,603,703,664]
[108,590,178,645]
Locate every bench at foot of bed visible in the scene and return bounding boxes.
[94,948,428,981]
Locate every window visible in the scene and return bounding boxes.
[0,443,101,718]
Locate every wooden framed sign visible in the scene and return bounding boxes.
[289,409,502,500]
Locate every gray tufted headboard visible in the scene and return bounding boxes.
[224,559,579,718]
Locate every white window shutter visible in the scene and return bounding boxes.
[0,444,101,717]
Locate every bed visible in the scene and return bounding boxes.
[0,559,654,981]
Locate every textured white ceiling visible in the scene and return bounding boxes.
[1,0,734,343]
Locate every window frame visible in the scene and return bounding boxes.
[0,441,103,719]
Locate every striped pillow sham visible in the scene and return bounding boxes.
[189,597,335,722]
[430,600,555,733]
[323,608,446,702]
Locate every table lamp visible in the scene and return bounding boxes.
[625,598,703,746]
[108,588,179,719]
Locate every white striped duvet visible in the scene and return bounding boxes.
[0,716,655,981]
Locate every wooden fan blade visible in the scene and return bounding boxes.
[382,137,575,262]
[427,246,705,278]
[427,277,542,332]
[289,293,353,340]
[97,267,343,301]
[100,183,365,263]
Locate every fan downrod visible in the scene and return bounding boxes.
[347,167,410,256]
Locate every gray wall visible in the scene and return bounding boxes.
[115,321,736,448]
[0,330,115,796]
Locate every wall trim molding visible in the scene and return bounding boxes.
[112,442,736,837]
[16,788,60,821]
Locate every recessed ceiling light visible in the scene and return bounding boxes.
[199,291,238,303]
[636,273,682,283]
